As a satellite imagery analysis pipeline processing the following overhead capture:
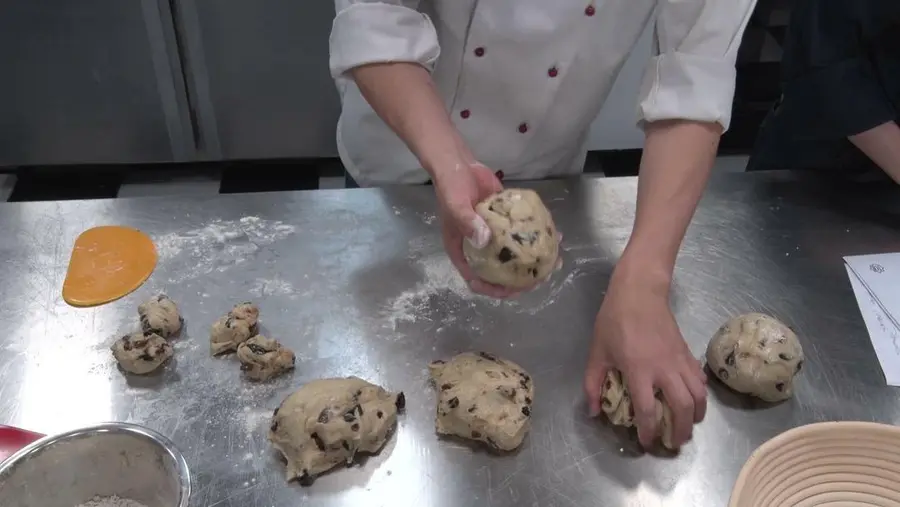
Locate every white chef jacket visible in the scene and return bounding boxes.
[330,0,757,186]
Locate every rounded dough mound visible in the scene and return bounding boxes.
[138,294,182,338]
[600,370,676,450]
[111,332,173,374]
[462,189,559,289]
[706,312,804,402]
[236,335,295,381]
[209,302,260,355]
[429,351,534,451]
[268,377,405,485]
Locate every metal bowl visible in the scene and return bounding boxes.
[0,422,190,507]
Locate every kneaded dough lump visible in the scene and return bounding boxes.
[429,352,534,451]
[600,370,675,450]
[268,377,405,485]
[463,189,559,289]
[111,332,173,374]
[236,335,295,381]
[706,313,804,402]
[210,302,259,355]
[138,294,182,338]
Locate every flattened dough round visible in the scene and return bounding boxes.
[209,302,260,355]
[111,332,173,374]
[429,351,533,451]
[600,370,676,450]
[706,313,804,402]
[462,189,559,289]
[138,294,182,338]
[236,335,295,381]
[268,377,405,485]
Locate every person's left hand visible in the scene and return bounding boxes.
[583,265,707,449]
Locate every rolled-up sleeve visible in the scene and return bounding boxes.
[330,0,440,79]
[637,0,757,131]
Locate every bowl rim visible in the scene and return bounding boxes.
[729,420,900,507]
[0,422,191,507]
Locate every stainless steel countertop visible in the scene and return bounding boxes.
[1,172,900,506]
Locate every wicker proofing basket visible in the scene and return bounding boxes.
[729,421,900,507]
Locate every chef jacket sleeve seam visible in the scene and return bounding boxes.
[329,2,440,79]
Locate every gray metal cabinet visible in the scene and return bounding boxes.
[175,0,341,160]
[0,0,193,166]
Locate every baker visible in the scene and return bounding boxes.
[329,0,756,449]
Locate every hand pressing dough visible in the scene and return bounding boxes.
[428,351,533,451]
[706,313,804,402]
[137,294,182,338]
[209,302,260,355]
[268,377,405,485]
[463,189,559,289]
[236,335,295,381]
[111,332,173,374]
[600,370,676,450]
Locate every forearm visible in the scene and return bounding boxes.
[849,121,900,183]
[617,120,721,287]
[350,63,470,181]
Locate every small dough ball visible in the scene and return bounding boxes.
[236,335,295,381]
[429,351,534,451]
[600,370,677,450]
[111,332,173,374]
[137,294,182,338]
[230,302,259,328]
[268,377,405,485]
[706,313,804,402]
[462,189,559,289]
[209,302,260,355]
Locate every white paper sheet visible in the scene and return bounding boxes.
[844,253,900,331]
[844,265,900,386]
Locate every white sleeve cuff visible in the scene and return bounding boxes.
[330,3,440,79]
[636,51,737,131]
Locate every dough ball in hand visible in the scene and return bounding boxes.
[706,313,804,402]
[111,332,173,375]
[600,370,676,450]
[236,335,295,381]
[462,189,560,290]
[137,294,182,338]
[268,377,405,485]
[209,302,260,355]
[429,351,534,451]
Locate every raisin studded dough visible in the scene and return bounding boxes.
[209,302,259,355]
[138,294,182,338]
[111,332,173,375]
[600,370,675,449]
[463,189,559,289]
[236,335,295,381]
[268,377,405,485]
[428,352,534,451]
[706,313,804,402]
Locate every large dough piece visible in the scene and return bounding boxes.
[236,335,295,381]
[429,351,533,451]
[706,313,804,402]
[137,294,182,338]
[462,189,559,289]
[600,370,675,449]
[111,332,173,375]
[268,377,405,485]
[210,302,259,355]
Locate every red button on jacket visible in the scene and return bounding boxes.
[585,5,596,16]
[518,123,528,134]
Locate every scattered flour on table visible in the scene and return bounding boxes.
[385,253,483,328]
[75,496,148,507]
[248,277,296,298]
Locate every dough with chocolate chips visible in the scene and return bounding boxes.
[209,302,260,355]
[236,335,295,381]
[268,377,405,485]
[111,332,173,374]
[463,189,559,289]
[138,294,182,338]
[706,313,804,402]
[428,351,534,451]
[600,370,676,450]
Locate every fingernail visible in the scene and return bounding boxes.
[466,216,491,249]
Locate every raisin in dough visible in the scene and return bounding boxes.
[428,351,534,451]
[209,302,260,355]
[600,370,676,450]
[462,189,559,289]
[138,294,182,338]
[706,313,804,402]
[236,335,295,381]
[268,377,405,485]
[111,332,173,374]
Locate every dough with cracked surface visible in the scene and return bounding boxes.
[706,312,804,402]
[463,189,559,289]
[111,332,173,374]
[138,294,182,338]
[600,370,676,450]
[429,351,533,451]
[268,377,405,485]
[209,302,259,355]
[236,335,295,381]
